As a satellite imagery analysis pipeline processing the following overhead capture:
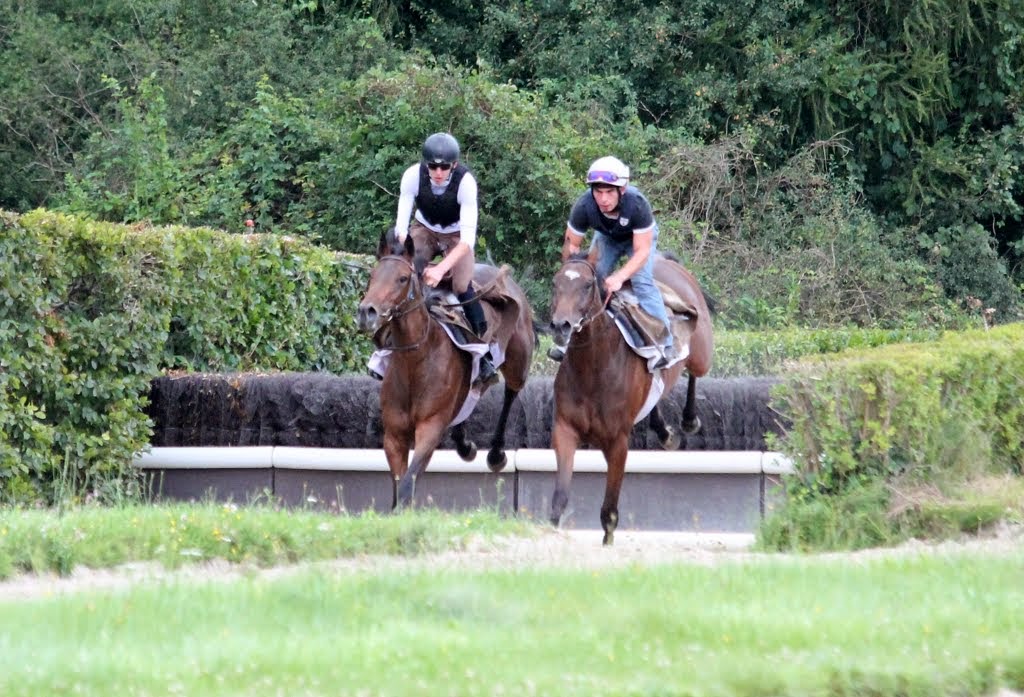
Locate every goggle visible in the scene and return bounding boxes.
[427,162,453,171]
[587,170,623,184]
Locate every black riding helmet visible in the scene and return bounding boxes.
[422,132,460,165]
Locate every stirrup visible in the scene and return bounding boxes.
[472,356,499,388]
[653,343,678,369]
[368,368,384,381]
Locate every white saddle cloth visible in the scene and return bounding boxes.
[367,324,505,427]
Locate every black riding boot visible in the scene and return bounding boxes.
[458,288,498,387]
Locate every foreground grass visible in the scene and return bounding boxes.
[0,503,531,580]
[759,473,1024,552]
[1,547,1021,697]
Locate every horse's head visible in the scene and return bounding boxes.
[548,254,605,345]
[357,231,427,334]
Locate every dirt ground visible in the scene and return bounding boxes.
[2,522,1021,602]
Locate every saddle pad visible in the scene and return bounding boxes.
[367,324,504,427]
[609,311,689,373]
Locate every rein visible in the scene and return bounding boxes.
[371,255,432,352]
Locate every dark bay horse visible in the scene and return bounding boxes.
[548,253,713,544]
[356,229,535,508]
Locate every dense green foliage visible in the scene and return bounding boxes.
[774,323,1024,490]
[0,210,369,504]
[0,210,171,504]
[763,322,1024,549]
[2,0,1022,325]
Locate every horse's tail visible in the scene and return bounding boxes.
[531,319,545,348]
[702,288,718,316]
[659,251,718,316]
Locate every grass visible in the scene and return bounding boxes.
[0,503,533,580]
[0,542,1021,696]
[758,473,1024,552]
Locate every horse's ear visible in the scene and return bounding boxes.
[403,232,416,260]
[411,246,428,276]
[377,228,395,258]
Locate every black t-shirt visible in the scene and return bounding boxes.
[566,186,656,243]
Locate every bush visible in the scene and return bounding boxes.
[0,210,371,504]
[0,210,173,503]
[771,323,1024,498]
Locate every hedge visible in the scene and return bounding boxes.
[0,209,370,503]
[772,323,1024,496]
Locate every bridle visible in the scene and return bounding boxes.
[370,255,431,351]
[559,257,613,338]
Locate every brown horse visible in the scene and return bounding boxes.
[356,229,535,508]
[548,253,713,544]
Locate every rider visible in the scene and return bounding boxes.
[551,155,677,367]
[394,132,497,387]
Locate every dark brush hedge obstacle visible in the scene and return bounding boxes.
[147,373,787,452]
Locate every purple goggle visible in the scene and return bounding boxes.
[587,170,623,184]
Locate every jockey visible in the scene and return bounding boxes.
[551,155,677,367]
[394,132,497,387]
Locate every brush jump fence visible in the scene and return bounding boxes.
[138,374,791,532]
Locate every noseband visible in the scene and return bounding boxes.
[371,255,430,350]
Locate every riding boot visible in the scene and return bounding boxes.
[547,345,565,362]
[458,288,498,388]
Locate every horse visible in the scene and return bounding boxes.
[356,228,536,508]
[547,253,714,544]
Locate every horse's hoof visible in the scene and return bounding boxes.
[682,416,701,436]
[602,531,615,545]
[660,427,681,451]
[486,449,507,472]
[456,441,477,462]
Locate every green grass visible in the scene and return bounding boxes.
[759,473,1024,552]
[0,503,532,580]
[1,548,1022,696]
[532,325,947,378]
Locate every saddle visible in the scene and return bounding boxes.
[609,280,698,365]
[426,264,520,349]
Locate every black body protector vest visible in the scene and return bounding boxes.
[415,163,469,227]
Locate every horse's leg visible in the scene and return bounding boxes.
[450,422,477,462]
[382,432,410,511]
[486,385,518,472]
[395,417,447,507]
[681,374,701,435]
[648,404,680,450]
[550,418,578,528]
[600,436,629,546]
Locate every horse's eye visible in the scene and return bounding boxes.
[398,275,409,284]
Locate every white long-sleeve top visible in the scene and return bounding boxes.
[394,163,479,248]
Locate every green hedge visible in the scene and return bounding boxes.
[772,323,1024,496]
[0,209,370,503]
[711,327,947,377]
